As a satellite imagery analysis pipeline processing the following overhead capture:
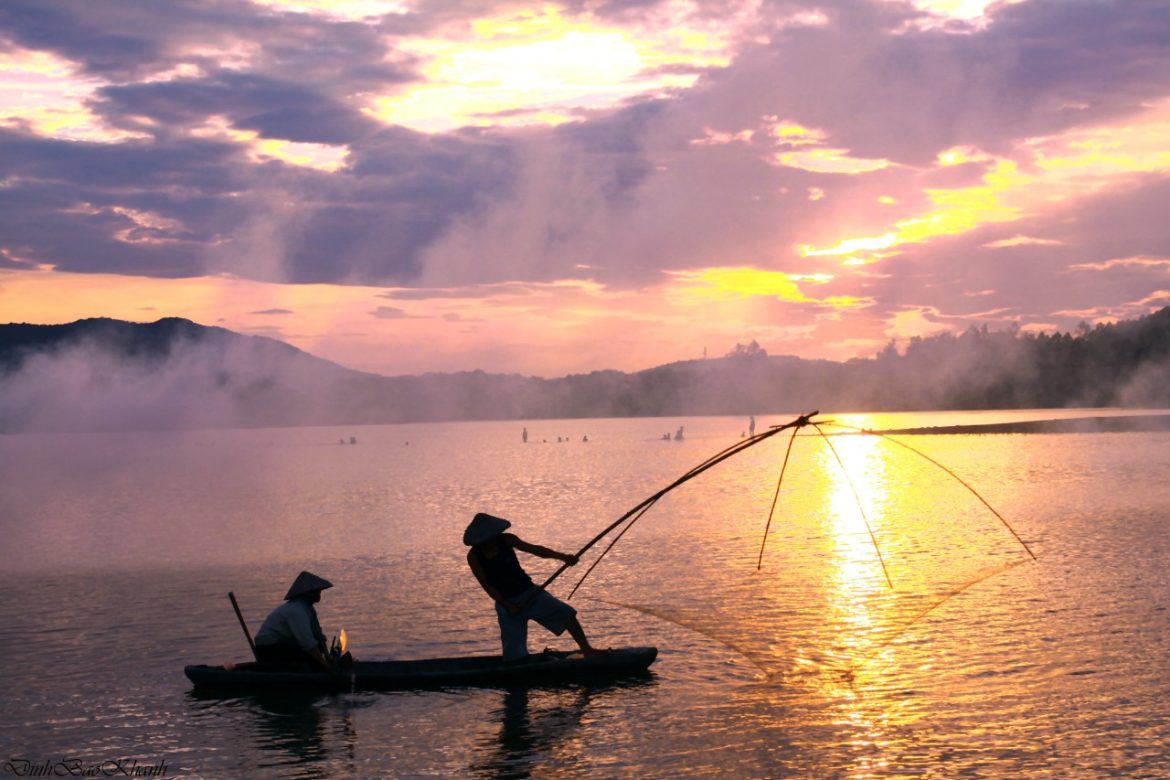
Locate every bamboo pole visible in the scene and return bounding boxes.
[543,411,818,596]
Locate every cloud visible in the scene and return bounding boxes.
[674,0,1170,166]
[3,0,1170,374]
[0,0,418,86]
[370,305,416,319]
[983,235,1063,249]
[1071,257,1170,272]
[94,72,385,144]
[0,118,520,284]
[377,282,536,300]
[250,308,293,315]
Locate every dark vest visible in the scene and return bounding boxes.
[475,542,534,598]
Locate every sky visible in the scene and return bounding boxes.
[1,0,1168,378]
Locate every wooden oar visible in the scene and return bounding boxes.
[228,591,259,661]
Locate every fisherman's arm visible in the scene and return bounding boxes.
[467,549,523,614]
[509,535,579,565]
[306,646,333,672]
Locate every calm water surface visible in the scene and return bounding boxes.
[2,410,1169,778]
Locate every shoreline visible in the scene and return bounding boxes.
[869,413,1170,435]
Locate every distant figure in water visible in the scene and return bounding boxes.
[749,416,756,437]
[582,435,588,442]
[464,513,604,661]
[674,426,684,441]
[522,427,528,443]
[254,571,335,671]
[350,436,357,445]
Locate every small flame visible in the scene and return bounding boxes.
[339,629,348,655]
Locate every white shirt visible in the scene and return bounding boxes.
[254,598,324,652]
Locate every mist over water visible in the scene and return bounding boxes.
[3,412,1170,777]
[4,310,1170,433]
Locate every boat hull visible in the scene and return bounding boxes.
[185,647,657,692]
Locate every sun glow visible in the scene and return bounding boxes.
[820,432,892,591]
[367,5,741,132]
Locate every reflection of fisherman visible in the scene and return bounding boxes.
[254,571,335,671]
[465,513,603,662]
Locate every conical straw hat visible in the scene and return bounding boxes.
[463,513,511,546]
[284,570,334,600]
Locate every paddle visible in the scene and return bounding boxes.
[228,591,259,662]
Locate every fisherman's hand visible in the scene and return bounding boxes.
[563,553,579,566]
[505,601,521,615]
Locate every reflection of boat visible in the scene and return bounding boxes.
[185,647,657,692]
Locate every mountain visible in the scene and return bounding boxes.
[2,309,1169,432]
[0,317,376,431]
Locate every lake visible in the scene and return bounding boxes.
[2,410,1169,778]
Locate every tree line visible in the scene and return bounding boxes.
[2,308,1168,431]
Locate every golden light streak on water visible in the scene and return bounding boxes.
[821,431,889,643]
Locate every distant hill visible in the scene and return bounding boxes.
[0,318,377,431]
[2,308,1169,432]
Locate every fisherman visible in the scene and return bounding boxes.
[464,513,604,662]
[254,570,335,671]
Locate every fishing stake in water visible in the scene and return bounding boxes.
[542,411,819,598]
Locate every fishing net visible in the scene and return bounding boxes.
[558,416,1035,685]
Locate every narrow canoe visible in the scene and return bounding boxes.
[185,646,657,692]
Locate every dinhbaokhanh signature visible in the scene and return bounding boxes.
[4,757,170,777]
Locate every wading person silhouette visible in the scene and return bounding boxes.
[464,513,605,662]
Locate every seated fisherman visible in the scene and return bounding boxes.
[254,570,335,671]
[465,512,605,662]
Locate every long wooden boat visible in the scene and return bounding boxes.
[185,646,657,692]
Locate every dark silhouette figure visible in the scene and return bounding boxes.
[464,513,603,661]
[254,571,335,671]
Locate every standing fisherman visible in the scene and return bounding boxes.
[465,513,604,662]
[253,571,335,671]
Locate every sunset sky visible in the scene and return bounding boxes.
[2,0,1168,377]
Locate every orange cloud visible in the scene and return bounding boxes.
[796,100,1170,262]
